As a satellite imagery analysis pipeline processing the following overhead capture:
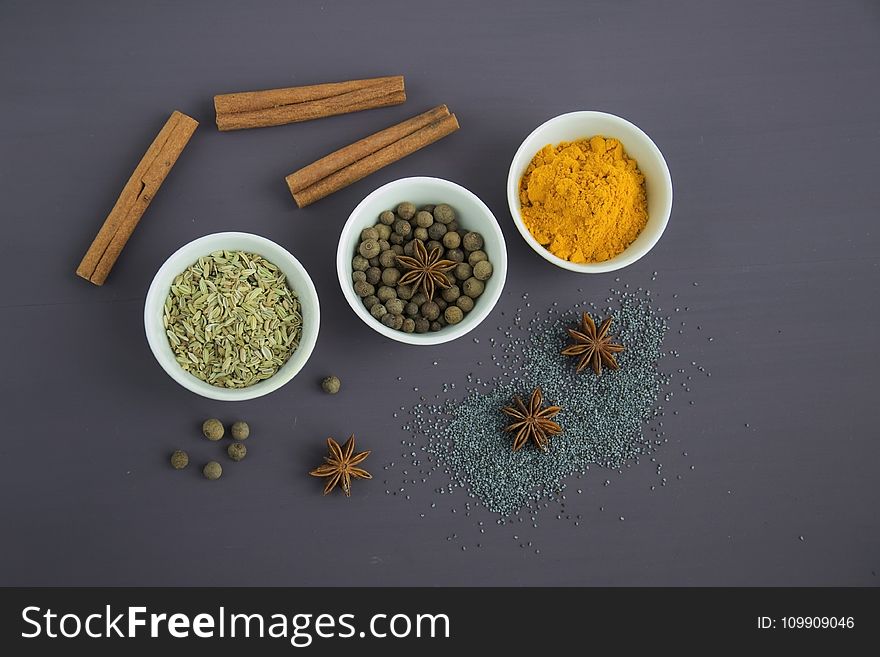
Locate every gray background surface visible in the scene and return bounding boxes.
[1,0,878,586]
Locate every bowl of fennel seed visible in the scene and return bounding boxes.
[144,232,320,401]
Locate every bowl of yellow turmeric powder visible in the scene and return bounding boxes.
[507,111,672,272]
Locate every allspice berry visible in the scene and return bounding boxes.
[365,267,381,285]
[385,298,405,315]
[473,260,494,281]
[203,461,222,480]
[202,418,224,441]
[353,280,375,298]
[381,268,401,286]
[227,443,247,462]
[444,306,464,324]
[358,239,381,259]
[442,231,461,249]
[381,313,404,330]
[375,224,392,240]
[433,204,455,224]
[374,285,394,302]
[446,248,465,263]
[463,277,485,298]
[170,450,189,470]
[421,301,441,321]
[468,249,488,266]
[396,201,416,220]
[454,263,472,281]
[231,421,250,441]
[456,295,475,312]
[462,231,484,251]
[441,284,461,302]
[321,375,341,394]
[379,249,397,268]
[427,222,447,240]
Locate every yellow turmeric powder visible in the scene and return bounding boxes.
[519,136,647,263]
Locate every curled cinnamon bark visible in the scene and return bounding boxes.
[76,111,198,286]
[214,76,405,131]
[285,107,459,208]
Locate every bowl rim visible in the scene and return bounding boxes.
[336,176,508,345]
[144,231,320,401]
[506,110,673,273]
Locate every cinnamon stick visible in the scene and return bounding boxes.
[214,75,405,131]
[286,111,460,208]
[215,75,403,115]
[286,105,451,194]
[76,110,198,286]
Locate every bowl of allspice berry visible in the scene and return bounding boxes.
[337,177,507,345]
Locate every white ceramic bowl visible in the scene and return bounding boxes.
[337,177,507,345]
[145,232,320,401]
[507,111,673,273]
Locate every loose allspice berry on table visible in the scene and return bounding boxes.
[231,421,250,441]
[203,461,223,480]
[321,375,341,394]
[170,450,189,470]
[227,443,247,462]
[202,418,224,441]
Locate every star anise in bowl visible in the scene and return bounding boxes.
[395,239,456,301]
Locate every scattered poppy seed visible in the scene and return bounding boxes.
[400,289,670,515]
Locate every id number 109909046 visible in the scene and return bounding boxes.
[758,616,855,630]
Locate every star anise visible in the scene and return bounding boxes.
[501,387,562,452]
[309,434,371,496]
[395,239,456,300]
[561,313,625,375]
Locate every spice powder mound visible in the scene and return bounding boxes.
[519,136,648,263]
